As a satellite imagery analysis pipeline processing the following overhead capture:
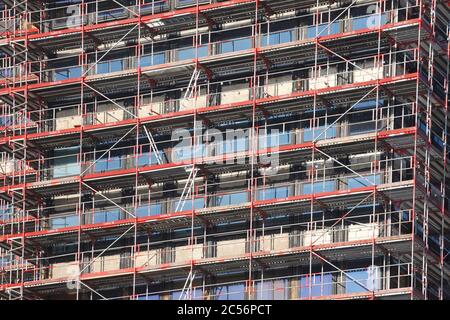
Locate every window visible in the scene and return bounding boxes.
[140,52,165,67]
[303,125,337,142]
[96,59,124,74]
[215,192,248,206]
[255,279,289,299]
[53,147,80,178]
[95,154,122,172]
[221,38,252,54]
[261,30,294,46]
[303,180,335,194]
[345,269,369,294]
[347,174,381,189]
[94,208,121,223]
[0,256,11,268]
[50,215,79,229]
[299,273,333,298]
[138,151,164,167]
[138,294,160,300]
[177,45,208,61]
[110,60,123,72]
[306,22,340,38]
[0,205,13,221]
[178,198,205,211]
[97,62,109,74]
[135,202,163,217]
[215,283,245,300]
[218,137,249,155]
[55,66,81,80]
[257,185,289,200]
[259,130,291,149]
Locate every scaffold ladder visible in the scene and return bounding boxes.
[179,270,196,300]
[143,125,163,165]
[175,166,199,213]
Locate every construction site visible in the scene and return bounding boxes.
[0,0,449,300]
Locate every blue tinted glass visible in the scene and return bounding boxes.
[140,55,152,67]
[150,203,162,215]
[198,45,208,57]
[178,47,195,61]
[304,181,335,194]
[221,41,234,54]
[352,16,369,30]
[279,31,292,43]
[138,152,151,166]
[55,69,69,81]
[229,192,247,205]
[70,66,81,78]
[110,60,123,72]
[303,126,336,142]
[256,281,273,299]
[95,156,122,172]
[153,53,165,65]
[94,209,120,223]
[97,62,109,74]
[51,215,78,229]
[347,174,381,188]
[299,273,333,298]
[171,291,183,299]
[228,284,245,300]
[234,38,252,51]
[140,294,160,300]
[53,147,80,178]
[136,205,149,217]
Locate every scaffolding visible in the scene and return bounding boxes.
[0,0,449,300]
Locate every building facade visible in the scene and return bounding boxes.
[0,0,449,300]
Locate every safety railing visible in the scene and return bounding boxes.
[1,211,413,287]
[1,0,210,34]
[0,5,419,87]
[0,48,418,135]
[0,1,418,36]
[0,102,416,187]
[0,156,414,233]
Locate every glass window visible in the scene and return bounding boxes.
[95,155,122,172]
[171,291,182,300]
[347,174,381,189]
[177,45,208,61]
[97,62,109,74]
[216,192,247,206]
[221,38,252,54]
[303,125,336,142]
[178,198,205,211]
[53,147,80,178]
[352,16,369,31]
[50,215,79,229]
[255,281,273,299]
[257,186,289,200]
[178,47,195,61]
[216,283,245,300]
[219,137,249,154]
[110,60,123,72]
[303,180,335,194]
[138,294,160,300]
[140,52,165,67]
[345,269,368,294]
[138,151,163,167]
[299,273,333,298]
[94,209,121,224]
[234,38,252,51]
